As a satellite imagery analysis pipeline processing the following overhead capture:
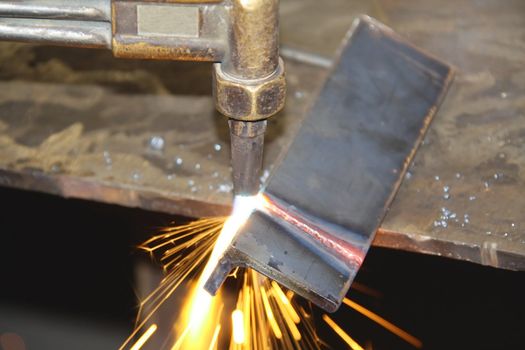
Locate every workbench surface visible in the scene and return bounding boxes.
[0,0,523,270]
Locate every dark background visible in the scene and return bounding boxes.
[0,186,523,350]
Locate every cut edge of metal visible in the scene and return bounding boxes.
[376,228,525,271]
[0,168,231,218]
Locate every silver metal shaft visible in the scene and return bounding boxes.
[0,0,111,48]
[229,120,267,196]
[0,0,111,21]
[0,18,111,48]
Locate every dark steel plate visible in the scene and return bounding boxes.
[0,0,524,270]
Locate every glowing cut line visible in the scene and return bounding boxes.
[130,324,157,350]
[261,194,364,266]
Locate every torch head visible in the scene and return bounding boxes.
[211,0,286,197]
[204,16,453,313]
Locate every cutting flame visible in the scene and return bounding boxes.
[121,193,422,350]
[179,195,261,343]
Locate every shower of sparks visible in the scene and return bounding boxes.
[119,216,226,350]
[121,194,422,350]
[226,269,324,350]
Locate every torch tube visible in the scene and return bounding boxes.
[0,18,111,48]
[0,0,111,22]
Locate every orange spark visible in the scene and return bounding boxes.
[130,324,157,350]
[208,325,221,350]
[260,286,283,339]
[343,298,422,348]
[271,281,301,324]
[323,314,364,350]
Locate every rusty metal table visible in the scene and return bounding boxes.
[0,0,523,270]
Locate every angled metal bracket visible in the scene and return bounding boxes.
[205,16,454,312]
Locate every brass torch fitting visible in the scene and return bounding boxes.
[213,0,286,122]
[213,59,285,121]
[210,0,285,196]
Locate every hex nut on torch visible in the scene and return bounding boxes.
[213,58,286,121]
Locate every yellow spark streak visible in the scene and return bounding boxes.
[271,281,301,324]
[242,287,251,350]
[260,286,283,339]
[208,325,221,350]
[270,283,301,341]
[121,218,225,350]
[130,324,157,350]
[323,315,364,350]
[232,310,245,344]
[249,270,269,350]
[343,298,422,349]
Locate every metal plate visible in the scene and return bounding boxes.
[0,0,524,270]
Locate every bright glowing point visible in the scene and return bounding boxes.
[188,288,213,329]
[130,324,157,350]
[232,309,245,344]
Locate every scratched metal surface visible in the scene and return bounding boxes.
[0,46,322,217]
[0,0,523,269]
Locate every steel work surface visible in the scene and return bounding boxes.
[0,0,524,270]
